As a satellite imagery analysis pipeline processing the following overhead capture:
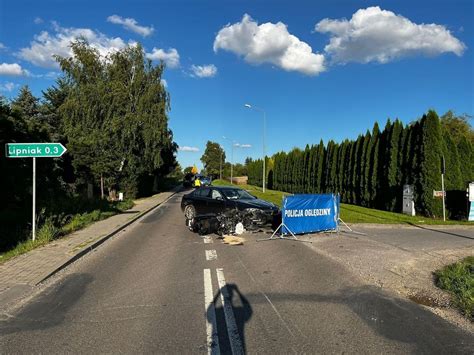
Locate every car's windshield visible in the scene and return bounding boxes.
[222,188,255,200]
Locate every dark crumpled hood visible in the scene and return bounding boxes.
[234,198,279,211]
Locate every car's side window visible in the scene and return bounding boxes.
[211,189,223,200]
[196,188,210,198]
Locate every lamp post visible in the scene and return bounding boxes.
[222,136,235,184]
[244,104,266,193]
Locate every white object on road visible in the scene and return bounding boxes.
[235,222,244,235]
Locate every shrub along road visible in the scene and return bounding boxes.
[0,190,472,353]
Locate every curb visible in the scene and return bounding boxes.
[36,187,183,285]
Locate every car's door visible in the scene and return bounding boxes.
[207,188,226,214]
[192,187,211,214]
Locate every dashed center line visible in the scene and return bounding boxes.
[204,269,220,355]
[206,250,217,261]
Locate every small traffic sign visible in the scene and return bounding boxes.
[5,143,67,158]
[433,190,445,198]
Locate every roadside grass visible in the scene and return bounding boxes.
[0,199,134,264]
[435,256,474,320]
[211,179,472,225]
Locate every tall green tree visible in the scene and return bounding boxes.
[387,119,403,211]
[418,111,444,217]
[57,40,176,197]
[315,140,325,193]
[201,141,226,179]
[457,136,474,185]
[366,123,380,207]
[359,131,371,206]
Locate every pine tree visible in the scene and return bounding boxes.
[418,111,444,217]
[457,136,474,185]
[315,140,325,193]
[387,119,403,211]
[329,143,339,193]
[360,131,371,206]
[352,135,364,204]
[366,123,380,207]
[324,140,335,192]
[441,129,463,190]
[337,141,348,198]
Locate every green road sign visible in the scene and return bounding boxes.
[5,143,67,158]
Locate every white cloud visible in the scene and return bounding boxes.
[190,64,217,78]
[214,14,325,76]
[0,63,30,76]
[34,17,43,24]
[146,47,180,68]
[0,82,17,92]
[178,146,199,152]
[18,23,134,68]
[161,79,168,87]
[234,143,252,148]
[0,42,5,50]
[107,14,154,37]
[315,6,466,64]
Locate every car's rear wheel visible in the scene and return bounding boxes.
[184,205,196,220]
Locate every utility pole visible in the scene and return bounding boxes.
[441,155,446,221]
[244,104,266,193]
[219,150,223,180]
[231,143,234,184]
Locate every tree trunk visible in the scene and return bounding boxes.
[100,174,104,199]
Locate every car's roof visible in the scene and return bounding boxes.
[210,186,242,190]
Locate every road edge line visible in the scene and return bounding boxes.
[204,269,220,355]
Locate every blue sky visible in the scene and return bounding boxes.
[1,0,472,170]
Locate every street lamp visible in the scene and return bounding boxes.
[222,136,235,184]
[244,103,266,193]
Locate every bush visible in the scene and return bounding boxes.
[36,218,60,242]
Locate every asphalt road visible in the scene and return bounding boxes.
[1,191,472,354]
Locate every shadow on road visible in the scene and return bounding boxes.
[207,283,253,354]
[0,273,93,335]
[245,285,472,353]
[405,222,474,240]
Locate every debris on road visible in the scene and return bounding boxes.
[223,236,245,245]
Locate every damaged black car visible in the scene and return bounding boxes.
[181,186,281,235]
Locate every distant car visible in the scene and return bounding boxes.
[183,173,195,188]
[181,186,280,229]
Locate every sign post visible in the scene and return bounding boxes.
[5,143,67,241]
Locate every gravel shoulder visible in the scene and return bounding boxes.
[298,224,474,333]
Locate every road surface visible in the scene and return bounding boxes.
[1,191,472,353]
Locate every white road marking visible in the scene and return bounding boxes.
[206,250,217,261]
[204,269,220,355]
[203,236,213,244]
[216,268,244,355]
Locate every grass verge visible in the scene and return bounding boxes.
[211,179,472,225]
[0,199,134,264]
[435,256,474,320]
